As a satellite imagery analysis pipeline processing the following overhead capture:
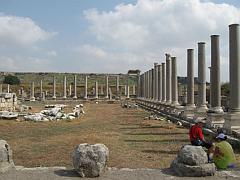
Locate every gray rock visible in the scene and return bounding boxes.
[178,145,208,165]
[171,158,216,177]
[0,140,14,173]
[72,143,109,177]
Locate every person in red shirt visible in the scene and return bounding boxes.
[189,119,212,149]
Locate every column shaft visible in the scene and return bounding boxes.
[158,65,162,101]
[171,57,179,106]
[187,49,195,107]
[166,54,172,104]
[162,63,166,102]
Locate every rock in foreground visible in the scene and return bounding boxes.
[171,145,216,177]
[0,140,15,173]
[72,143,109,177]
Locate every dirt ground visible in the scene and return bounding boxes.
[0,102,239,169]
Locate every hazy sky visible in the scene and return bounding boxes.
[0,0,240,82]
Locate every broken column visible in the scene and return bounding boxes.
[196,42,208,112]
[40,80,43,98]
[63,76,67,99]
[73,75,77,99]
[158,64,162,102]
[52,76,56,99]
[100,85,104,95]
[95,81,98,99]
[162,63,166,103]
[30,81,35,101]
[0,84,2,93]
[166,54,172,105]
[116,75,119,98]
[171,57,180,107]
[7,84,10,93]
[224,24,240,131]
[84,75,88,100]
[183,49,196,118]
[132,85,136,95]
[105,75,109,99]
[126,74,130,99]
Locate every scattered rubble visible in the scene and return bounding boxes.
[121,102,138,108]
[0,111,18,119]
[23,104,85,122]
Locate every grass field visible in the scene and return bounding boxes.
[0,102,239,169]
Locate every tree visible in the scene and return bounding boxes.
[221,82,229,96]
[3,75,20,85]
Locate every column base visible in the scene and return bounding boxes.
[206,112,225,129]
[223,112,240,133]
[182,104,196,119]
[52,96,56,100]
[208,107,224,114]
[30,97,35,102]
[73,96,77,100]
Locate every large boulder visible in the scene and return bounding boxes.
[0,140,14,173]
[177,145,208,165]
[72,143,109,177]
[171,145,216,177]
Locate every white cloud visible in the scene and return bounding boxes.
[0,14,56,46]
[83,0,240,81]
[47,50,58,57]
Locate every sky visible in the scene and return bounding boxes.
[0,0,240,82]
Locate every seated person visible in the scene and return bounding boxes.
[189,119,212,149]
[213,133,236,169]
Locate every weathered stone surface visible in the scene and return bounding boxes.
[72,143,109,177]
[171,158,216,177]
[0,140,14,173]
[178,145,208,165]
[171,145,216,177]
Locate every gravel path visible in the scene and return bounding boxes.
[1,166,240,180]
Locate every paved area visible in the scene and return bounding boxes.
[1,166,240,180]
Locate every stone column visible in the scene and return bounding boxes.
[158,65,162,102]
[186,49,195,108]
[52,76,56,99]
[84,75,88,99]
[69,84,72,96]
[224,24,240,131]
[63,76,67,99]
[210,35,223,112]
[150,69,153,99]
[0,84,2,93]
[171,57,179,106]
[137,73,141,98]
[153,64,156,100]
[116,75,119,97]
[73,75,77,99]
[132,85,136,95]
[100,85,104,95]
[95,81,98,99]
[7,84,10,93]
[105,75,109,99]
[166,54,172,104]
[30,82,35,101]
[154,63,158,101]
[196,42,208,111]
[42,92,45,101]
[161,63,166,103]
[40,80,43,98]
[126,74,130,99]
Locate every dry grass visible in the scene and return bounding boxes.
[0,102,239,169]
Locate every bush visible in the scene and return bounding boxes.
[3,75,20,85]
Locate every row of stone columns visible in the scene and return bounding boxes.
[138,23,240,132]
[28,74,136,100]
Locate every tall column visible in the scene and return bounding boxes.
[116,75,119,97]
[95,81,98,99]
[30,82,35,101]
[154,63,158,101]
[171,57,179,106]
[158,65,162,102]
[100,85,104,95]
[137,73,141,98]
[84,75,88,99]
[132,85,136,95]
[69,84,72,96]
[105,75,109,99]
[150,69,153,99]
[73,75,77,99]
[7,84,10,93]
[40,80,43,98]
[210,35,223,112]
[186,49,195,107]
[224,24,240,131]
[52,76,56,99]
[63,76,67,99]
[126,74,130,98]
[197,42,208,111]
[166,54,172,104]
[153,64,156,100]
[161,63,166,103]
